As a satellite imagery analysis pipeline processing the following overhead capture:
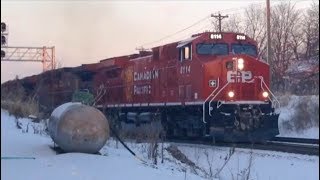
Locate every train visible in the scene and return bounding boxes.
[1,31,280,142]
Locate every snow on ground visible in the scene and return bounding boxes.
[175,143,318,180]
[277,95,319,139]
[1,109,203,180]
[1,109,319,180]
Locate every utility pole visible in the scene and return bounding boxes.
[266,0,272,89]
[266,0,271,64]
[211,13,228,32]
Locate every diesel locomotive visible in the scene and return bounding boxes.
[93,31,280,142]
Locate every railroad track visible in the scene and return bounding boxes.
[271,136,319,144]
[167,137,319,156]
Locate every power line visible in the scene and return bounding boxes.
[138,3,268,49]
[138,1,293,49]
[211,13,229,32]
[140,15,210,48]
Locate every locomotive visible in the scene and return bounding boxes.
[93,31,280,142]
[2,31,280,142]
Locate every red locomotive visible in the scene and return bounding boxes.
[92,31,280,142]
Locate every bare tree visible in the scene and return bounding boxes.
[244,4,267,59]
[270,2,301,92]
[302,1,319,59]
[224,14,244,33]
[222,1,318,94]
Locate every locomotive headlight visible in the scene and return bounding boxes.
[228,91,235,98]
[238,58,244,64]
[262,91,269,98]
[237,58,244,70]
[238,63,244,70]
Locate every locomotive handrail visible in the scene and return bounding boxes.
[92,84,107,106]
[202,78,220,123]
[202,76,279,124]
[256,76,280,110]
[208,81,230,116]
[94,88,106,106]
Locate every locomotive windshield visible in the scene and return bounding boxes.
[196,43,228,55]
[231,44,257,57]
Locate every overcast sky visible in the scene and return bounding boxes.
[1,0,314,83]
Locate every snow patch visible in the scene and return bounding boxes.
[1,109,203,180]
[277,95,319,139]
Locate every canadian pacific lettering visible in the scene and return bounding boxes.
[227,71,253,83]
[134,85,151,95]
[134,70,159,81]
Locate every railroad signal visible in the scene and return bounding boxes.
[1,35,7,46]
[1,22,6,32]
[0,22,55,72]
[1,22,8,47]
[1,50,5,58]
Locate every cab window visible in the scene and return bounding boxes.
[179,43,192,61]
[231,44,257,57]
[196,43,228,55]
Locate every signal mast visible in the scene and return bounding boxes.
[1,22,55,72]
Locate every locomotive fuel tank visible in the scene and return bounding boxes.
[48,102,109,153]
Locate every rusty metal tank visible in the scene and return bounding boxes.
[48,102,109,153]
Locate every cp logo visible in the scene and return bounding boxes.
[227,71,253,83]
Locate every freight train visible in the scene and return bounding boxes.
[1,31,280,142]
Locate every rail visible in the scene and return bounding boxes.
[271,137,319,145]
[167,137,319,156]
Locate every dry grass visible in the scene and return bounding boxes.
[291,96,319,131]
[166,145,203,175]
[1,82,40,119]
[1,100,39,118]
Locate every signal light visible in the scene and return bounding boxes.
[1,22,6,32]
[1,35,7,45]
[1,50,5,58]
